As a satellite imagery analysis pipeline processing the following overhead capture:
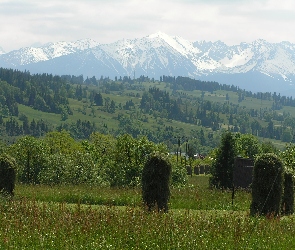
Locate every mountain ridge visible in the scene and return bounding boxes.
[1,32,295,95]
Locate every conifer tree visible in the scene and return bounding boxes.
[94,93,103,106]
[209,131,237,189]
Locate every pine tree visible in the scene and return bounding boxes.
[210,131,237,189]
[94,93,103,106]
[109,100,116,113]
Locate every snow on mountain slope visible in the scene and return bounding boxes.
[192,39,295,78]
[41,39,100,59]
[148,31,201,57]
[97,32,198,77]
[219,48,253,68]
[17,49,127,78]
[2,33,295,79]
[0,39,99,66]
[256,46,295,79]
[98,32,194,66]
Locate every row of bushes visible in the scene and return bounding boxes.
[0,132,188,189]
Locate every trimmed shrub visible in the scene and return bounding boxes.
[250,153,284,216]
[282,169,294,215]
[0,154,17,196]
[142,153,172,212]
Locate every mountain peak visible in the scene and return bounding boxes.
[147,32,200,56]
[41,39,99,50]
[0,38,100,66]
[72,38,100,49]
[252,39,269,46]
[148,31,170,39]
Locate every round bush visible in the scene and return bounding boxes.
[250,153,284,216]
[142,153,172,212]
[0,154,17,196]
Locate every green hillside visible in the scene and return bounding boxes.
[1,68,294,153]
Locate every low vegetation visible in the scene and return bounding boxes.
[0,130,295,248]
[0,176,295,249]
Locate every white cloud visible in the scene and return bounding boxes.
[1,0,295,51]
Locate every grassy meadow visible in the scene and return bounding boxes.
[1,176,295,249]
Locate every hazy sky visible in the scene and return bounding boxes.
[1,0,295,52]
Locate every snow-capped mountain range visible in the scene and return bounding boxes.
[1,32,295,95]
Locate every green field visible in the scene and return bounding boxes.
[1,176,295,249]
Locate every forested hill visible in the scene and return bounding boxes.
[0,67,295,153]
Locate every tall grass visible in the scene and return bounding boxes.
[15,185,142,207]
[14,176,251,210]
[1,199,295,249]
[1,176,294,249]
[171,176,251,211]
